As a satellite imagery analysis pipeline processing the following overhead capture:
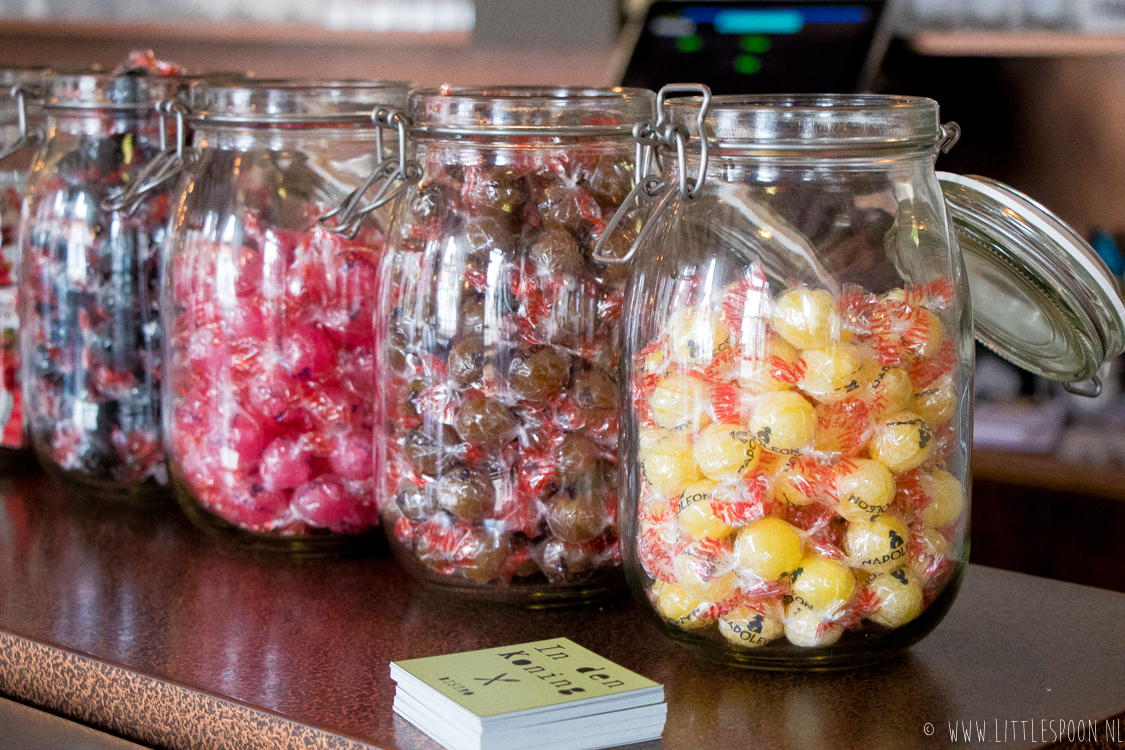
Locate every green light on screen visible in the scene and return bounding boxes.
[676,34,704,53]
[734,54,763,74]
[741,34,772,54]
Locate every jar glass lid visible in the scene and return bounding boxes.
[409,86,655,137]
[46,73,189,111]
[189,79,410,125]
[939,172,1125,385]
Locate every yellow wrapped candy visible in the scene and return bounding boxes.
[735,517,803,581]
[845,515,910,575]
[738,336,798,393]
[666,305,731,367]
[783,601,843,647]
[859,364,914,416]
[650,373,711,431]
[771,288,840,350]
[642,434,702,498]
[694,423,760,481]
[673,540,739,602]
[866,567,924,628]
[911,371,957,427]
[772,456,819,506]
[655,583,710,630]
[869,411,933,473]
[921,468,964,528]
[749,391,816,454]
[719,605,785,648]
[676,480,733,540]
[835,458,896,523]
[791,554,856,614]
[797,342,865,403]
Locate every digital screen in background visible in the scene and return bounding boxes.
[621,2,887,95]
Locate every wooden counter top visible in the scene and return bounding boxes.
[0,471,1123,750]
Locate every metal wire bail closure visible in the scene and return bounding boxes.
[938,121,961,154]
[319,106,421,239]
[101,99,195,215]
[0,85,44,164]
[593,83,713,266]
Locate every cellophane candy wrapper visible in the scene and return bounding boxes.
[379,138,637,595]
[165,189,385,538]
[21,65,186,496]
[636,264,964,649]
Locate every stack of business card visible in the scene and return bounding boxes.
[391,638,666,750]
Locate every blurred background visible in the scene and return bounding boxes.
[3,0,1125,591]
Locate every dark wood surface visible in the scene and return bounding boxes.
[1,471,1124,750]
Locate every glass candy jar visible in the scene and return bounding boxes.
[19,72,188,499]
[374,87,655,603]
[609,90,1125,668]
[0,69,46,462]
[161,80,409,553]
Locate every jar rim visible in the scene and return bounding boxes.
[666,93,943,151]
[188,79,411,125]
[409,86,655,137]
[45,72,189,111]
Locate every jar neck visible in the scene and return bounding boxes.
[192,124,385,152]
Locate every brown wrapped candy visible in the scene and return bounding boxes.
[529,229,583,275]
[585,156,632,209]
[438,466,496,522]
[571,366,617,416]
[554,433,597,484]
[466,166,527,218]
[508,346,570,401]
[545,472,607,544]
[403,425,460,476]
[537,182,586,234]
[455,397,519,445]
[448,338,487,387]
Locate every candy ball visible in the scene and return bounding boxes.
[869,411,933,473]
[735,517,803,581]
[813,399,873,457]
[791,554,856,614]
[719,605,785,648]
[655,583,710,630]
[694,423,760,481]
[676,480,732,540]
[749,391,816,455]
[673,541,739,602]
[910,527,951,585]
[797,342,865,403]
[642,434,703,499]
[845,515,910,575]
[666,305,731,367]
[738,336,798,393]
[649,374,711,432]
[874,299,944,361]
[783,601,843,647]
[835,458,896,523]
[546,481,608,544]
[922,468,964,528]
[866,567,924,628]
[860,364,914,416]
[911,372,957,427]
[771,288,840,350]
[772,457,819,506]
